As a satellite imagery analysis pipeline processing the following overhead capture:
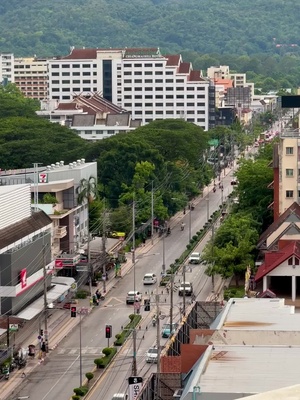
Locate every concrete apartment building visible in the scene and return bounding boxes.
[0,184,52,316]
[48,47,215,130]
[272,131,300,220]
[14,57,48,100]
[0,53,14,84]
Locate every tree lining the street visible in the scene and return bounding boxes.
[201,142,274,285]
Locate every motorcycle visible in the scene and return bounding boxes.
[181,223,185,231]
[152,317,156,327]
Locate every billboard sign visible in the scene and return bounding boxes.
[20,268,27,289]
[128,376,143,400]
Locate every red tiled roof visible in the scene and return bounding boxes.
[56,103,79,110]
[189,70,206,82]
[166,55,181,66]
[63,48,97,59]
[178,62,191,74]
[255,241,300,281]
[257,202,300,247]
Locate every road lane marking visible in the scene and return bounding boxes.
[41,355,79,400]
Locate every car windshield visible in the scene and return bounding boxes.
[191,253,199,257]
[144,276,152,279]
[181,283,191,287]
[163,323,176,330]
[148,348,158,354]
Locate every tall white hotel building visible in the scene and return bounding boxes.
[48,47,215,130]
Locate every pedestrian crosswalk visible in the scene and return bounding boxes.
[57,347,103,356]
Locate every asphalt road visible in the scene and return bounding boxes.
[14,168,234,400]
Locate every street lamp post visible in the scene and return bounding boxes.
[162,232,166,275]
[189,204,192,243]
[132,198,137,377]
[206,194,210,223]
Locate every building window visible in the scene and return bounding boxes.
[145,87,153,91]
[135,87,142,91]
[135,95,142,99]
[52,72,59,76]
[296,257,300,265]
[197,118,205,122]
[62,95,70,99]
[156,111,163,115]
[155,103,163,107]
[135,103,142,107]
[73,80,80,84]
[124,64,132,68]
[197,102,205,107]
[145,95,153,99]
[288,257,293,265]
[62,64,70,68]
[197,94,205,98]
[286,190,294,198]
[187,111,194,114]
[155,63,163,67]
[124,71,132,75]
[187,95,194,99]
[177,103,184,106]
[52,80,59,84]
[286,169,294,177]
[83,72,91,76]
[166,103,173,107]
[124,79,132,84]
[82,88,91,91]
[52,88,59,92]
[155,71,163,75]
[176,95,184,99]
[73,88,80,91]
[197,87,205,91]
[83,80,91,84]
[145,111,152,115]
[145,71,153,75]
[145,63,152,68]
[51,64,59,68]
[62,88,70,92]
[166,95,173,99]
[124,88,131,91]
[62,72,70,76]
[145,103,152,107]
[155,87,163,91]
[72,64,80,68]
[155,95,163,99]
[82,64,90,68]
[135,111,142,115]
[166,87,174,91]
[155,79,163,83]
[124,95,132,99]
[166,71,173,75]
[145,79,153,83]
[166,111,173,115]
[187,87,195,91]
[134,79,142,83]
[62,80,70,84]
[187,103,194,107]
[166,79,173,83]
[134,63,142,68]
[176,79,184,83]
[124,103,132,107]
[286,147,294,155]
[134,71,142,75]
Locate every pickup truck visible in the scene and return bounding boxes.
[188,252,201,264]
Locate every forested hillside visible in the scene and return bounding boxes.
[0,0,300,57]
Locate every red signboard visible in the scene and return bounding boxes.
[55,260,63,269]
[20,269,27,289]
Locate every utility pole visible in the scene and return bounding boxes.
[211,223,215,293]
[132,198,137,377]
[151,181,154,245]
[43,244,49,352]
[182,264,186,316]
[162,232,166,276]
[79,310,83,387]
[189,204,192,242]
[170,273,174,335]
[87,220,92,298]
[156,293,161,399]
[206,193,210,223]
[102,198,107,294]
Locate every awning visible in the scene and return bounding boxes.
[16,282,72,320]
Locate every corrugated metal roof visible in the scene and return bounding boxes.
[218,298,300,331]
[199,345,300,394]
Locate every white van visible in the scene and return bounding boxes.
[112,394,128,400]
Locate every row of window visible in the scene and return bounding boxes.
[124,94,205,99]
[123,87,205,92]
[51,72,95,77]
[51,64,97,69]
[133,110,205,117]
[52,87,97,92]
[123,63,164,68]
[52,80,97,84]
[124,102,205,107]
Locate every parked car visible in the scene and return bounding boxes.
[146,347,158,363]
[178,282,193,296]
[161,323,178,338]
[126,291,142,304]
[143,273,157,285]
[188,252,201,264]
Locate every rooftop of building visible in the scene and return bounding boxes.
[42,159,96,173]
[216,297,300,331]
[0,184,29,196]
[60,47,162,60]
[241,384,300,400]
[197,345,300,395]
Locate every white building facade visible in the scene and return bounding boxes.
[48,47,214,130]
[0,53,14,84]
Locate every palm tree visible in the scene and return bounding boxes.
[77,176,98,204]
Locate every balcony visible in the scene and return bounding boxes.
[54,226,67,239]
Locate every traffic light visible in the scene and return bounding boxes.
[71,306,77,318]
[105,324,112,339]
[40,329,44,336]
[144,299,150,312]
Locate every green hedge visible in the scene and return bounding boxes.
[114,314,142,346]
[94,346,117,368]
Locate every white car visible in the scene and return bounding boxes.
[146,347,158,363]
[126,291,142,304]
[178,282,193,296]
[188,252,201,264]
[143,273,157,285]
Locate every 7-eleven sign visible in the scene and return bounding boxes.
[39,173,48,183]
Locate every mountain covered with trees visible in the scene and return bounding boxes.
[1,0,300,57]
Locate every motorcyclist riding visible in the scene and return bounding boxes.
[181,222,185,231]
